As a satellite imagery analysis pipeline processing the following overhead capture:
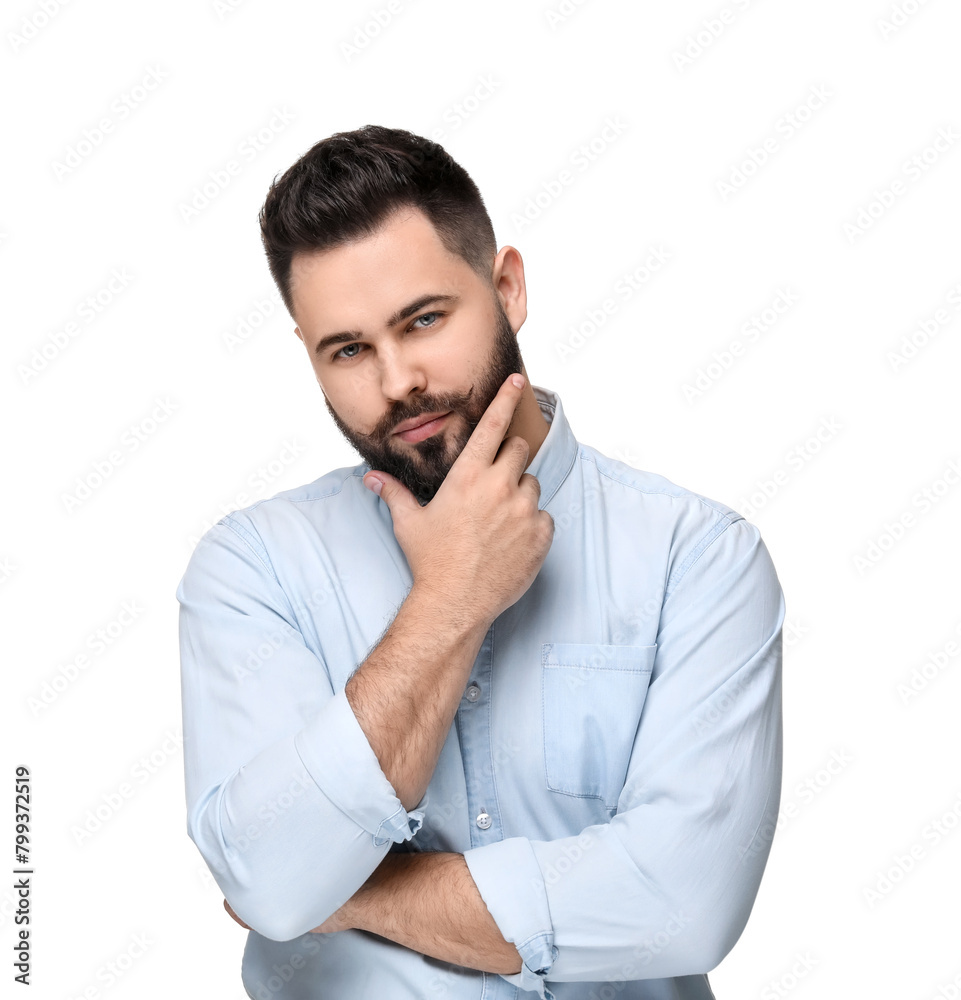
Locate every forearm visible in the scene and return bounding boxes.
[348,850,522,975]
[345,584,489,811]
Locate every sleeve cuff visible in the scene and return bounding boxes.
[294,688,428,847]
[464,836,557,998]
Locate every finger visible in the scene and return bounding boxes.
[493,435,534,485]
[363,470,420,517]
[516,470,542,504]
[458,373,526,468]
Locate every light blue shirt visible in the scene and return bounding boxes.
[178,385,784,1000]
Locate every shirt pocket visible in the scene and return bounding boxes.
[541,642,657,811]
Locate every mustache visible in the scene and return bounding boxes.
[372,385,476,441]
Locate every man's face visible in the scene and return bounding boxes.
[290,207,524,505]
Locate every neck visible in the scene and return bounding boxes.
[507,374,550,469]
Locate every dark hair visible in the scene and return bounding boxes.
[259,125,498,317]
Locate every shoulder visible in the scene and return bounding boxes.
[575,441,742,525]
[185,463,369,572]
[238,463,366,514]
[571,443,773,596]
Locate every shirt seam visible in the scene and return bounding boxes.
[226,470,358,516]
[665,510,744,599]
[577,453,745,600]
[543,664,653,673]
[665,514,751,604]
[219,514,290,610]
[585,454,739,514]
[282,471,365,507]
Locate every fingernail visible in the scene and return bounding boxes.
[365,474,383,496]
[511,374,525,389]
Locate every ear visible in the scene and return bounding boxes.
[492,245,528,334]
[294,326,304,344]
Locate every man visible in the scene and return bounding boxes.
[177,125,784,1000]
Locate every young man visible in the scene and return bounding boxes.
[177,125,784,1000]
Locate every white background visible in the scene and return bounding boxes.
[4,0,960,997]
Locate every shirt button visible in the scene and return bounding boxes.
[475,810,492,830]
[464,683,481,702]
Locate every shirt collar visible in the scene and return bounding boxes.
[525,384,578,509]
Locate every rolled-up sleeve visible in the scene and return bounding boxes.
[178,515,427,942]
[463,837,558,997]
[464,516,783,990]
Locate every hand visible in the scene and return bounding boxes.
[223,897,353,934]
[223,899,249,929]
[363,373,554,627]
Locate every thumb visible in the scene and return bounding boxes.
[363,471,420,515]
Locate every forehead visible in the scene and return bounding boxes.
[289,207,474,332]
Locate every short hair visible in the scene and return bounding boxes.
[259,125,498,318]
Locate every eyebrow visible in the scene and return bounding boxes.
[312,293,460,356]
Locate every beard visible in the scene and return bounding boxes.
[323,295,525,506]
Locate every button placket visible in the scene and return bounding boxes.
[455,627,503,848]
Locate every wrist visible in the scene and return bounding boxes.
[348,851,405,934]
[405,582,492,639]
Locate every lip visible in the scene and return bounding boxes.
[393,411,451,443]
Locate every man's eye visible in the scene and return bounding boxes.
[331,313,441,360]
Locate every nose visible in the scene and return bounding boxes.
[377,343,427,403]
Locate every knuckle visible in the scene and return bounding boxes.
[499,435,528,461]
[471,427,496,453]
[509,495,530,518]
